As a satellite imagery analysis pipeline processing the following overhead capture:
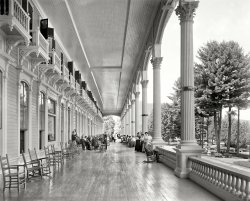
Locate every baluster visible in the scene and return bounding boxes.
[213,168,217,184]
[245,180,250,201]
[224,173,228,190]
[205,165,209,180]
[209,167,214,183]
[227,174,232,191]
[217,170,221,186]
[195,162,199,175]
[231,175,236,195]
[236,177,242,196]
[220,172,225,188]
[200,163,204,178]
[192,161,196,174]
[240,178,245,198]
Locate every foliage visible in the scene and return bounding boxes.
[221,118,250,148]
[103,116,116,135]
[148,79,181,142]
[195,40,250,151]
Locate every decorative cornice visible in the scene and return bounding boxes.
[175,1,199,22]
[151,57,163,69]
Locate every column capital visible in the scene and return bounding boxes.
[135,91,140,98]
[141,80,149,88]
[175,1,199,22]
[151,57,163,69]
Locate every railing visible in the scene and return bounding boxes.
[54,52,61,68]
[39,32,49,54]
[155,146,176,170]
[75,82,80,94]
[8,0,30,32]
[30,29,49,56]
[61,65,68,76]
[69,74,75,88]
[189,157,250,201]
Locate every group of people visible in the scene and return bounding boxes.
[120,132,153,151]
[71,130,108,151]
[135,132,152,152]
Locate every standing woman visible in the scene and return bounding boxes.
[104,134,108,151]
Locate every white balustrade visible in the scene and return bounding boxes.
[12,0,30,32]
[189,157,250,201]
[70,74,75,89]
[75,82,80,93]
[39,32,49,54]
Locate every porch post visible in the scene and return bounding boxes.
[175,0,202,178]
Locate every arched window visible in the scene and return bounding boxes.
[0,70,2,129]
[20,81,29,153]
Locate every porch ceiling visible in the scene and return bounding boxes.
[36,0,162,115]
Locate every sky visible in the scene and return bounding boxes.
[145,0,250,120]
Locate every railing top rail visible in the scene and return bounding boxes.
[13,0,30,19]
[189,156,250,179]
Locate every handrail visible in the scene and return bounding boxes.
[189,157,250,200]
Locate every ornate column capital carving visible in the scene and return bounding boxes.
[141,80,149,88]
[175,1,199,22]
[135,91,140,98]
[151,57,163,69]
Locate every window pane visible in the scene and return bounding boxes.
[0,71,2,128]
[40,111,45,130]
[48,115,55,141]
[48,98,55,114]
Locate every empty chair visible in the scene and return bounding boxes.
[0,154,26,192]
[32,148,51,176]
[60,142,72,159]
[22,153,42,181]
[51,144,63,166]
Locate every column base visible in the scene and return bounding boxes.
[174,144,203,179]
[152,137,166,149]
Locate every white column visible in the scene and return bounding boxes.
[1,71,8,155]
[175,0,202,179]
[141,78,148,134]
[151,57,165,146]
[128,104,131,136]
[135,89,140,135]
[131,98,135,137]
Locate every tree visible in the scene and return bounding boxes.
[103,116,115,135]
[195,40,250,152]
[148,78,181,142]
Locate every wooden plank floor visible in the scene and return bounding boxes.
[0,143,222,201]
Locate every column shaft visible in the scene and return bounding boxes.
[135,92,140,134]
[151,57,164,144]
[175,0,202,179]
[141,80,148,134]
[131,100,135,137]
